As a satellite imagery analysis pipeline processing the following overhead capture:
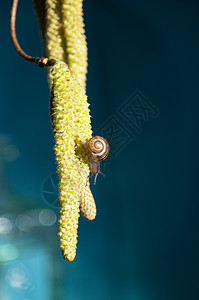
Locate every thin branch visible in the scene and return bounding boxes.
[10,0,56,67]
[10,0,36,63]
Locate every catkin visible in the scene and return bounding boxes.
[51,61,79,261]
[61,0,88,89]
[34,1,97,261]
[51,61,96,260]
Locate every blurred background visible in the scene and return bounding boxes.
[1,0,199,299]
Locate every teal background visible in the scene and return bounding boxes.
[0,0,199,299]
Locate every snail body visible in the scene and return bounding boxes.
[79,134,109,184]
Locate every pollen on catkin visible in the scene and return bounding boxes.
[45,0,67,84]
[34,0,97,260]
[62,0,88,89]
[51,61,80,261]
[51,61,96,260]
[34,0,87,89]
[72,77,97,220]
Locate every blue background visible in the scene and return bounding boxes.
[0,0,199,299]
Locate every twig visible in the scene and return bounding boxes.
[10,0,56,67]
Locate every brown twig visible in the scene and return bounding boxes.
[10,0,56,67]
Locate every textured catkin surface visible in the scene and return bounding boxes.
[34,0,97,260]
[51,61,96,260]
[45,0,65,60]
[45,0,67,83]
[34,0,87,89]
[51,62,79,261]
[72,77,97,220]
[62,0,88,89]
[80,181,96,220]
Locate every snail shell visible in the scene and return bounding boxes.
[79,134,109,184]
[88,136,109,163]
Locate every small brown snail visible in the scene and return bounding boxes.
[79,134,110,185]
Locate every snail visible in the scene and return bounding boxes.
[79,134,110,185]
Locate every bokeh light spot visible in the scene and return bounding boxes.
[39,209,57,226]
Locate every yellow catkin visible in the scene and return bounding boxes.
[72,77,97,220]
[45,0,66,61]
[61,0,88,89]
[51,61,96,260]
[80,181,96,220]
[34,0,97,259]
[51,61,80,261]
[45,0,67,84]
[35,0,87,89]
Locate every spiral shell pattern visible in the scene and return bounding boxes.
[88,136,109,163]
